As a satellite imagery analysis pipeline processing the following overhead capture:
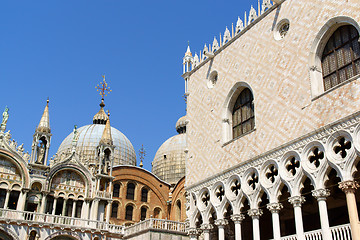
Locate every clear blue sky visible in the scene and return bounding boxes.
[0,0,257,171]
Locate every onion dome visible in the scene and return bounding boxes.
[152,116,187,185]
[56,100,136,166]
[36,99,51,133]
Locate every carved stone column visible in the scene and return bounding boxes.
[187,227,199,240]
[312,189,331,240]
[105,200,112,223]
[288,196,305,240]
[231,214,245,240]
[4,189,10,209]
[339,180,360,240]
[248,209,263,240]
[16,190,23,211]
[71,199,77,218]
[40,192,48,213]
[267,203,283,240]
[200,223,213,240]
[62,198,68,216]
[52,197,58,215]
[215,219,229,240]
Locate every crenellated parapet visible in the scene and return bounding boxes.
[182,0,282,74]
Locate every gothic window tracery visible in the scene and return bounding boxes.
[232,88,254,139]
[322,25,360,91]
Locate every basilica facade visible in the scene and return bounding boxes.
[0,93,187,239]
[182,0,360,240]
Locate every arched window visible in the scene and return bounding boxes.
[29,230,37,240]
[113,183,120,198]
[154,207,162,218]
[141,188,148,202]
[140,207,147,221]
[232,88,254,138]
[322,25,360,91]
[111,202,118,218]
[126,183,135,200]
[125,205,133,220]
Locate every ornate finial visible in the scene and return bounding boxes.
[0,106,9,133]
[139,144,146,168]
[96,75,112,100]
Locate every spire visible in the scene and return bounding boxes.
[99,111,113,146]
[184,42,192,57]
[36,99,51,133]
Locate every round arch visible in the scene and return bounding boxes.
[0,225,20,240]
[0,150,30,188]
[309,16,360,98]
[44,231,81,240]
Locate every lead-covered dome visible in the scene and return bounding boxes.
[57,124,136,166]
[56,98,136,166]
[152,116,187,185]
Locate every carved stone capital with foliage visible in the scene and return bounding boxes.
[187,227,199,237]
[214,219,228,227]
[312,189,330,201]
[339,180,359,194]
[267,202,283,213]
[200,223,213,232]
[231,214,245,224]
[288,196,305,207]
[247,208,263,219]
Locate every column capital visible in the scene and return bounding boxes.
[267,202,283,213]
[214,218,228,227]
[107,200,113,204]
[288,196,305,207]
[5,189,11,193]
[248,208,263,219]
[312,188,330,201]
[200,223,213,232]
[231,214,245,223]
[339,180,359,194]
[187,227,199,237]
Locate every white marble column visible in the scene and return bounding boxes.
[4,189,10,209]
[231,214,245,240]
[91,199,99,220]
[16,191,23,211]
[71,200,77,218]
[52,197,58,215]
[200,223,213,240]
[40,192,47,213]
[215,219,229,240]
[288,196,305,240]
[62,198,68,216]
[267,203,283,240]
[187,227,198,240]
[248,209,263,240]
[105,200,112,222]
[339,180,360,240]
[312,189,331,240]
[81,200,90,219]
[19,189,28,211]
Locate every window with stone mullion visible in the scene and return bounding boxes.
[322,25,360,91]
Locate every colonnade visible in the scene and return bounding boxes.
[188,180,360,240]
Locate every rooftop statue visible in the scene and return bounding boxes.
[0,106,9,132]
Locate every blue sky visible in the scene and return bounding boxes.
[0,0,258,171]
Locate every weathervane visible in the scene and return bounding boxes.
[96,75,112,99]
[139,144,146,168]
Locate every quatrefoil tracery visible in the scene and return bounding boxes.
[231,180,241,196]
[334,137,351,158]
[308,147,324,168]
[248,173,259,190]
[201,192,210,207]
[265,165,278,183]
[215,186,225,202]
[286,157,300,176]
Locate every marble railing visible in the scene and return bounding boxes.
[95,190,112,199]
[0,209,124,235]
[124,218,187,237]
[279,223,351,240]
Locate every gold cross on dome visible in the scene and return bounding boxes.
[139,144,146,168]
[96,75,112,99]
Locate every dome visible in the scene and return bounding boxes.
[152,116,187,185]
[56,124,136,166]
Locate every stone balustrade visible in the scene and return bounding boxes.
[95,190,112,199]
